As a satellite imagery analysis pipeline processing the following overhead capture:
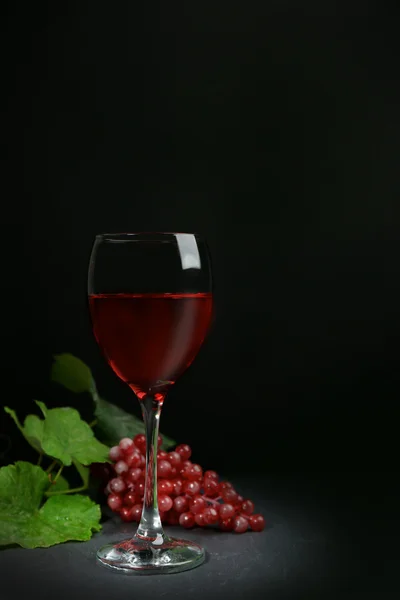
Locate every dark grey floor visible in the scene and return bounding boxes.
[1,473,398,600]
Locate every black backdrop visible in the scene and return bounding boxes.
[2,1,400,476]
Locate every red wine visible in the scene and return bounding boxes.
[89,293,212,398]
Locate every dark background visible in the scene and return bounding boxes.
[2,0,400,477]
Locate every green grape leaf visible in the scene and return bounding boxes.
[23,414,44,453]
[93,395,144,446]
[0,461,48,516]
[4,407,44,453]
[37,403,109,466]
[93,395,176,450]
[0,462,101,548]
[51,353,95,394]
[4,407,24,435]
[35,400,47,417]
[5,403,109,466]
[33,494,101,547]
[73,460,90,487]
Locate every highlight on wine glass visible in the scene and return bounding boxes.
[88,232,213,574]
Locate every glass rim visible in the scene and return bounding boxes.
[95,232,202,240]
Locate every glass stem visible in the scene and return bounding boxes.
[136,395,164,541]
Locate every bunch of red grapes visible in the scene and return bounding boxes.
[103,434,265,534]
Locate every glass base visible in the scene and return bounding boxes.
[96,534,205,574]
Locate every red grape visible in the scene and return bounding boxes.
[221,488,238,504]
[157,450,168,460]
[179,512,195,528]
[109,477,126,494]
[176,444,192,460]
[219,517,234,531]
[114,460,129,475]
[218,503,235,520]
[183,480,201,496]
[136,479,145,496]
[203,507,219,525]
[126,467,142,483]
[204,470,218,481]
[167,451,182,466]
[190,495,206,515]
[219,481,233,491]
[186,464,203,481]
[173,479,183,496]
[123,491,137,506]
[125,451,142,468]
[204,478,219,497]
[120,506,134,522]
[241,500,254,515]
[249,514,265,532]
[133,434,146,453]
[107,494,122,511]
[157,460,173,478]
[233,515,248,533]
[180,461,192,477]
[158,479,174,495]
[109,446,121,461]
[173,496,189,513]
[194,512,206,526]
[131,504,143,521]
[119,437,134,454]
[158,494,173,512]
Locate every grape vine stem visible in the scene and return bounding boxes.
[46,460,58,474]
[53,464,64,483]
[202,495,221,506]
[45,484,88,497]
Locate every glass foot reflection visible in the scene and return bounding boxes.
[97,534,205,574]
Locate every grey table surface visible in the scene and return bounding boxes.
[0,474,398,600]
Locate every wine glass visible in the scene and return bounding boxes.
[88,232,213,574]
